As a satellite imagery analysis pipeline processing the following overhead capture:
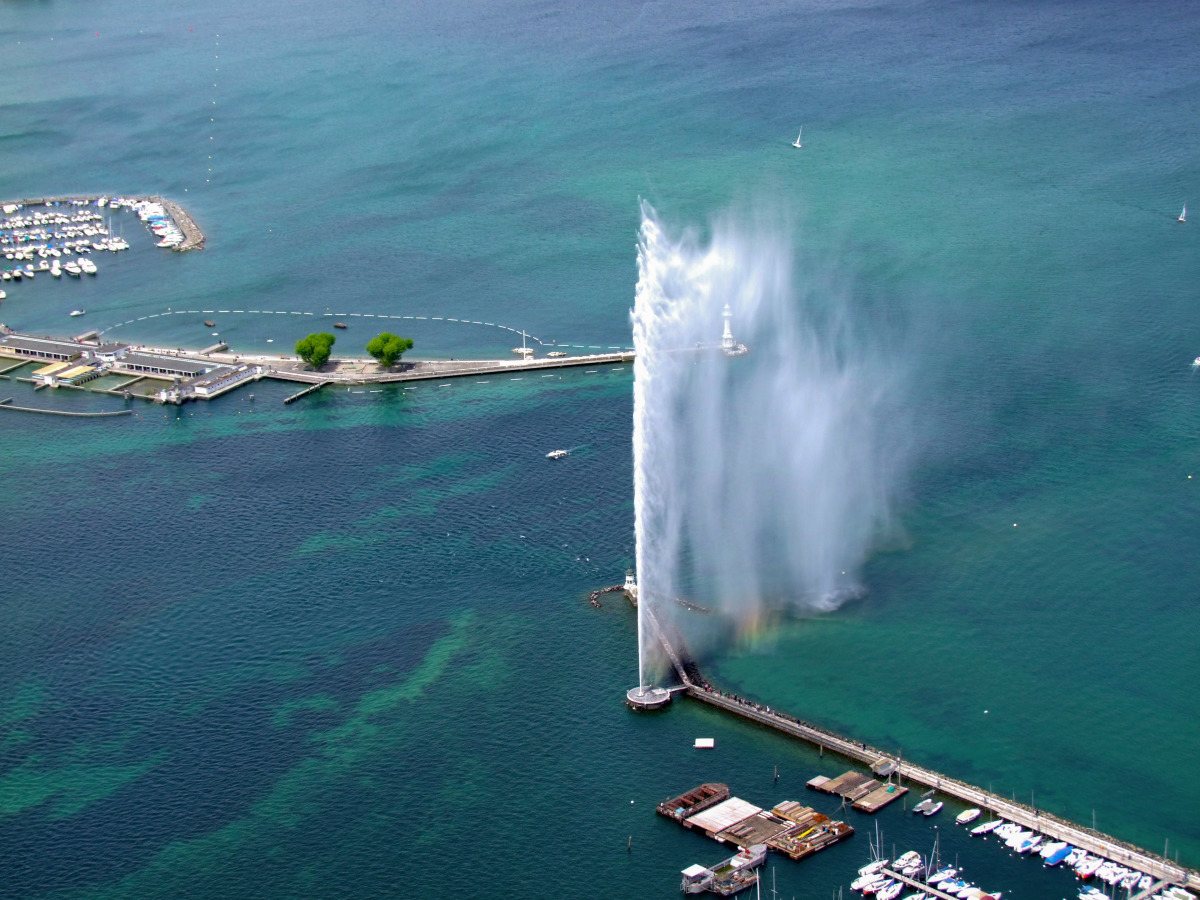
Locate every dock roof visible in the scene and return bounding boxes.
[118,352,211,376]
[0,334,84,358]
[686,797,761,835]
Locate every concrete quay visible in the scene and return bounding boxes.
[156,197,204,251]
[640,617,1198,893]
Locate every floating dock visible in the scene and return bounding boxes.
[807,771,909,813]
[657,783,853,862]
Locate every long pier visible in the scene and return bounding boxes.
[264,350,635,386]
[641,612,1199,894]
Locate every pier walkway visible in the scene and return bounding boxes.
[260,350,635,386]
[641,619,1198,893]
[880,868,963,900]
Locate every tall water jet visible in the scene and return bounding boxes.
[630,201,910,695]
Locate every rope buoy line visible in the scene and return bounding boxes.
[97,308,634,352]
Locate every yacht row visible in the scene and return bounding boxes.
[2,255,98,281]
[850,852,1005,900]
[968,817,1175,897]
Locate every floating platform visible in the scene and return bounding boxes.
[657,783,730,824]
[659,783,853,864]
[767,801,854,860]
[806,769,909,812]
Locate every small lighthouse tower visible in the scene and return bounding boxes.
[720,304,748,356]
[721,304,735,352]
[623,569,638,606]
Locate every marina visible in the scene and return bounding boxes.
[0,195,201,291]
[635,603,1200,895]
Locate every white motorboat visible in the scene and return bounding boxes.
[894,851,920,868]
[971,819,1001,835]
[911,798,933,814]
[923,801,943,817]
[546,449,569,460]
[1017,835,1042,854]
[858,859,890,877]
[851,873,885,891]
[69,309,85,317]
[0,289,5,300]
[956,808,982,825]
[792,126,803,149]
[1074,856,1102,879]
[64,262,82,277]
[79,257,97,275]
[1038,840,1067,859]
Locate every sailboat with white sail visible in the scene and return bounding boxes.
[1179,203,1187,223]
[791,127,803,149]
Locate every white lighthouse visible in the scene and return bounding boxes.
[721,304,748,356]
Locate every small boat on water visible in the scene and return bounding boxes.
[877,882,903,900]
[1017,835,1042,854]
[928,867,957,885]
[334,322,347,329]
[680,842,766,896]
[79,257,97,275]
[0,289,5,300]
[1074,855,1102,879]
[857,859,890,877]
[69,309,85,317]
[923,801,943,817]
[912,798,933,814]
[1043,845,1073,867]
[792,127,803,149]
[1179,203,1187,223]
[204,320,215,327]
[971,819,1001,835]
[546,449,569,460]
[956,808,981,825]
[851,872,886,891]
[547,350,568,357]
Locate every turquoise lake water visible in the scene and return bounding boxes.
[1,1,1199,897]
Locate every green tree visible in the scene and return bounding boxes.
[366,333,414,368]
[295,332,336,369]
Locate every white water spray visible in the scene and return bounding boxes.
[632,202,910,687]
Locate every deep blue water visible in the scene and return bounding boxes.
[1,1,1199,897]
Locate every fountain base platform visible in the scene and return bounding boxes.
[626,685,672,710]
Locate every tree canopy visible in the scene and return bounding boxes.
[366,333,414,368]
[295,332,336,369]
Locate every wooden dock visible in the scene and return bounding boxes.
[283,381,330,404]
[807,770,908,813]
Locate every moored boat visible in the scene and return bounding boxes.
[971,819,1001,835]
[923,801,943,817]
[956,809,981,825]
[680,843,767,896]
